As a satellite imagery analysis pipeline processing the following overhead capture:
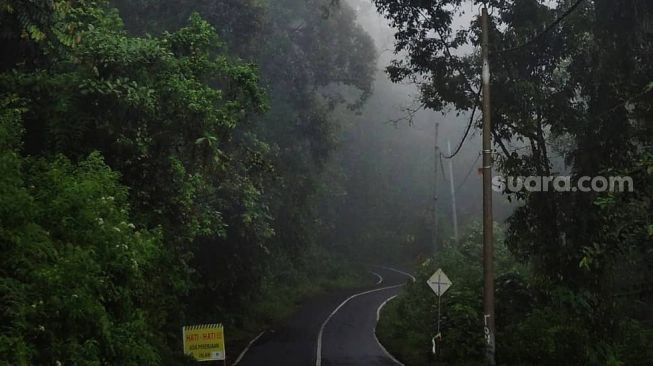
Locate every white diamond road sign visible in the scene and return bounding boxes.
[427,268,452,296]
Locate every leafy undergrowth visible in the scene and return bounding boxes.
[377,223,653,366]
[377,261,486,365]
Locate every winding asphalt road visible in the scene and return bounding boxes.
[235,267,413,366]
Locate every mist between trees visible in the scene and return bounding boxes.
[1,0,652,365]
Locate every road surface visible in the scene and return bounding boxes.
[235,266,413,366]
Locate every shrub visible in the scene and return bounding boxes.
[0,101,164,364]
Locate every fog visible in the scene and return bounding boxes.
[3,1,651,364]
[323,0,516,260]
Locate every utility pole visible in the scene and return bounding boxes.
[480,7,496,366]
[433,122,440,255]
[446,140,459,243]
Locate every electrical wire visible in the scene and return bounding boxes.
[492,0,587,56]
[442,0,586,162]
[442,87,482,159]
[455,152,482,192]
[436,0,586,160]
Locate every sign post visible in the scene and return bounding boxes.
[183,323,226,363]
[427,269,452,357]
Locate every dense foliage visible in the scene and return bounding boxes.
[378,225,653,365]
[3,0,651,363]
[0,97,165,364]
[0,0,375,363]
[374,0,653,364]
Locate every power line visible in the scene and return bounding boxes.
[442,87,482,159]
[492,0,587,56]
[435,0,586,160]
[456,152,482,192]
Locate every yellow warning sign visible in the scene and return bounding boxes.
[183,323,226,361]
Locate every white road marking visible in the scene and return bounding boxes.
[373,265,416,282]
[370,271,383,285]
[315,284,403,366]
[374,295,404,366]
[315,267,415,366]
[232,330,266,366]
[376,295,396,322]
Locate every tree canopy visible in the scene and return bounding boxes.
[0,0,377,363]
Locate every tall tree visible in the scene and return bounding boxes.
[373,0,653,362]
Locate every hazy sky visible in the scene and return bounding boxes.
[345,0,517,226]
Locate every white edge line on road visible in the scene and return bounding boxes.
[316,266,415,366]
[374,295,404,366]
[376,295,396,322]
[232,330,266,366]
[315,284,404,366]
[370,271,383,285]
[374,265,416,282]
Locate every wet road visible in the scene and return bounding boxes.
[235,266,413,366]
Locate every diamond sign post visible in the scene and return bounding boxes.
[427,268,452,356]
[427,268,452,297]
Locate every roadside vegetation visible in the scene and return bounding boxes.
[374,0,653,364]
[0,0,374,363]
[2,0,652,364]
[378,224,653,366]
